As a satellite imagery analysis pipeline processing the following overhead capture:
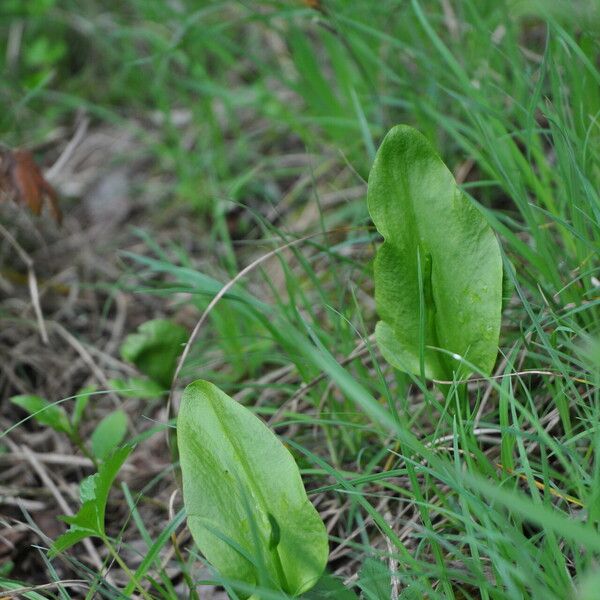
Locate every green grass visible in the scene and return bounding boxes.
[1,0,599,598]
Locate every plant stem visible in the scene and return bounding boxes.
[70,431,99,470]
[170,530,199,600]
[103,536,153,600]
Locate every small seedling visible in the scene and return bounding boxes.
[120,318,188,387]
[10,386,126,465]
[49,445,133,557]
[11,394,71,434]
[46,445,151,598]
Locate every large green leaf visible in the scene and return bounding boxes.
[368,125,503,379]
[177,380,328,597]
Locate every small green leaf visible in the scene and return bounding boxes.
[25,36,66,68]
[301,574,359,599]
[368,125,503,379]
[91,410,127,461]
[49,445,133,557]
[11,395,71,434]
[108,377,165,399]
[49,528,95,557]
[71,385,96,430]
[358,558,391,600]
[120,319,188,386]
[178,380,328,597]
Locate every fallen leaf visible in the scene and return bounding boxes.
[303,0,325,12]
[0,146,62,224]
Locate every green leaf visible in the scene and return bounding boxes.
[25,36,67,68]
[120,319,188,386]
[368,125,503,379]
[49,445,133,557]
[108,377,165,399]
[91,410,128,461]
[301,574,359,599]
[11,395,71,434]
[177,380,328,597]
[71,385,96,430]
[358,559,392,600]
[49,527,96,556]
[577,569,600,600]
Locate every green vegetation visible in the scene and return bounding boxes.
[1,1,599,599]
[368,125,503,381]
[178,380,328,597]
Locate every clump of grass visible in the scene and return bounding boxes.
[1,1,599,598]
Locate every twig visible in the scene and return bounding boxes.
[0,450,94,467]
[0,221,48,344]
[167,489,199,600]
[384,512,400,600]
[5,20,24,71]
[433,369,590,386]
[45,116,90,182]
[50,321,123,408]
[0,579,88,599]
[473,349,511,427]
[441,0,459,39]
[0,495,46,511]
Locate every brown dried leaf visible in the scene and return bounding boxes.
[0,147,62,224]
[303,0,325,11]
